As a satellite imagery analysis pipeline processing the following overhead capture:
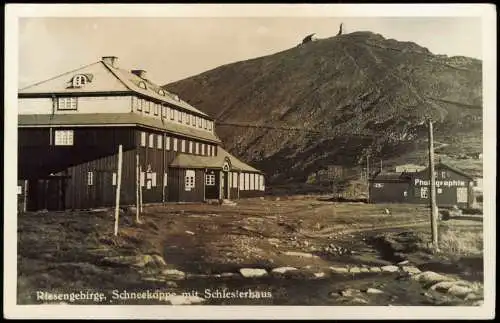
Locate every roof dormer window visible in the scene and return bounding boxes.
[72,74,88,88]
[138,81,147,90]
[158,89,166,96]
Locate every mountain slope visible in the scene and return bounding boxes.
[164,31,482,183]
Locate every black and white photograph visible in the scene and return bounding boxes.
[4,3,496,320]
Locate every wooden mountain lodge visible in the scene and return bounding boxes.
[18,56,265,211]
[369,162,475,208]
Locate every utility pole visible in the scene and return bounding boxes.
[366,154,370,203]
[136,153,141,223]
[428,119,439,251]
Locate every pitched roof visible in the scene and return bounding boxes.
[370,171,412,182]
[18,113,221,144]
[19,59,209,117]
[170,147,261,173]
[435,162,474,180]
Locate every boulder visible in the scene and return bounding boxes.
[411,271,455,286]
[239,268,268,278]
[351,297,369,304]
[365,288,384,294]
[151,255,167,267]
[161,269,186,280]
[271,267,299,274]
[313,272,326,278]
[360,267,370,273]
[349,267,361,274]
[220,272,238,278]
[369,267,382,273]
[447,284,474,298]
[340,288,361,297]
[380,265,399,273]
[401,266,421,275]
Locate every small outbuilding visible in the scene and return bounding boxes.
[369,162,475,208]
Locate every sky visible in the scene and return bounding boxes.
[18,16,483,89]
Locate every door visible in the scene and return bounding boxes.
[222,171,229,199]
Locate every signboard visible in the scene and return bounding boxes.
[414,178,466,187]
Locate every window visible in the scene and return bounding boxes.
[72,75,87,87]
[185,170,195,191]
[212,145,216,156]
[140,132,146,147]
[403,191,408,197]
[189,141,193,154]
[191,115,195,126]
[201,144,205,156]
[374,183,384,188]
[207,145,212,156]
[138,81,147,89]
[437,188,443,194]
[148,134,154,148]
[203,119,207,129]
[420,187,428,199]
[169,107,174,120]
[173,138,178,151]
[206,174,216,186]
[140,171,145,187]
[182,112,186,124]
[151,172,157,187]
[146,173,152,189]
[245,173,250,190]
[239,173,245,190]
[145,101,151,114]
[457,187,467,203]
[208,121,213,131]
[158,89,165,96]
[154,103,159,116]
[198,117,202,128]
[195,142,199,155]
[157,135,163,149]
[138,98,144,111]
[112,172,117,186]
[186,114,191,125]
[232,172,238,188]
[54,130,74,146]
[181,139,186,153]
[177,110,182,122]
[57,97,78,110]
[254,174,259,190]
[441,171,448,179]
[161,105,166,118]
[260,175,265,191]
[250,173,255,190]
[87,171,93,186]
[165,136,170,150]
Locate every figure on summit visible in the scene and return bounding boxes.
[337,23,343,36]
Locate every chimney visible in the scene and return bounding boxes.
[131,69,147,79]
[102,56,118,67]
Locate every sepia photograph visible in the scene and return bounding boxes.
[4,3,496,320]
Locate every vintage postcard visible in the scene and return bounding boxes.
[4,3,496,320]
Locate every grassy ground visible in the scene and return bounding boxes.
[17,196,483,305]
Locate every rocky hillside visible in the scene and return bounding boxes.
[165,31,482,184]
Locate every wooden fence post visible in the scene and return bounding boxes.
[114,145,123,236]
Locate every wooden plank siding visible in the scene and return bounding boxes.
[19,125,263,210]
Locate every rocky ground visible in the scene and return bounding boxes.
[17,196,484,306]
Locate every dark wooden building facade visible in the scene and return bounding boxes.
[18,56,265,211]
[369,163,475,208]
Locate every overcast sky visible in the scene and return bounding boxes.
[18,16,482,88]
